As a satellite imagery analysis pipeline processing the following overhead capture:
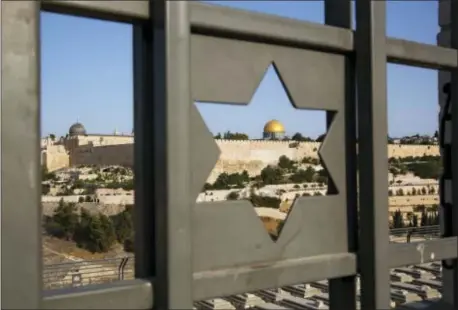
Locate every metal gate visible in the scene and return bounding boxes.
[2,1,458,309]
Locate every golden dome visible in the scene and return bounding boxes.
[263,120,285,133]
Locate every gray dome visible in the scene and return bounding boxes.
[69,122,87,136]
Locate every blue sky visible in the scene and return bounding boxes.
[41,1,439,139]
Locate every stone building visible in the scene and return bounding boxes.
[41,122,134,171]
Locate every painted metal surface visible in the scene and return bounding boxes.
[2,2,42,309]
[2,0,458,309]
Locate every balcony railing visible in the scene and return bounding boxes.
[2,1,458,309]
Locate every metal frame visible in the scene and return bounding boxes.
[2,0,458,309]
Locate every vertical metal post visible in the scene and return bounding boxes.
[355,0,391,309]
[1,2,42,309]
[324,0,358,309]
[438,0,457,307]
[134,1,193,309]
[449,0,458,306]
[133,5,155,285]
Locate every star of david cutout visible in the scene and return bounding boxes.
[192,62,341,242]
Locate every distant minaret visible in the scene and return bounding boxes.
[114,128,119,135]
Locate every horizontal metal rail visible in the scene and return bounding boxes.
[41,0,148,22]
[388,237,458,268]
[41,226,442,291]
[193,252,356,300]
[42,279,153,309]
[41,0,458,70]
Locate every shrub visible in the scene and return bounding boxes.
[226,191,240,200]
[250,194,281,209]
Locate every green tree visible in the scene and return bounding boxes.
[241,170,250,182]
[111,207,133,244]
[212,173,230,189]
[202,183,212,191]
[291,133,313,142]
[42,166,56,181]
[84,214,115,253]
[250,193,281,209]
[260,166,283,185]
[222,131,249,140]
[46,199,79,240]
[290,167,315,183]
[408,160,442,180]
[392,209,404,228]
[226,191,240,200]
[411,214,419,227]
[74,208,92,247]
[278,155,294,170]
[100,214,117,246]
[316,134,326,142]
[42,184,50,195]
[420,209,428,227]
[124,236,134,252]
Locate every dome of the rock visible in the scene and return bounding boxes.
[263,120,285,133]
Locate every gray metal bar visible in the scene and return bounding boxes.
[190,2,353,53]
[448,0,458,306]
[1,2,42,309]
[42,279,153,309]
[150,1,193,309]
[324,0,357,309]
[191,3,456,71]
[41,0,148,23]
[355,0,391,309]
[132,6,155,284]
[387,38,458,70]
[192,253,357,301]
[388,237,458,268]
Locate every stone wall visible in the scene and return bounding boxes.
[76,135,134,147]
[388,195,439,207]
[208,140,439,183]
[70,144,133,167]
[43,145,70,171]
[45,137,439,182]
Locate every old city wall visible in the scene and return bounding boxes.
[71,144,133,167]
[46,139,440,181]
[389,144,440,157]
[208,140,440,183]
[43,145,69,171]
[76,135,134,147]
